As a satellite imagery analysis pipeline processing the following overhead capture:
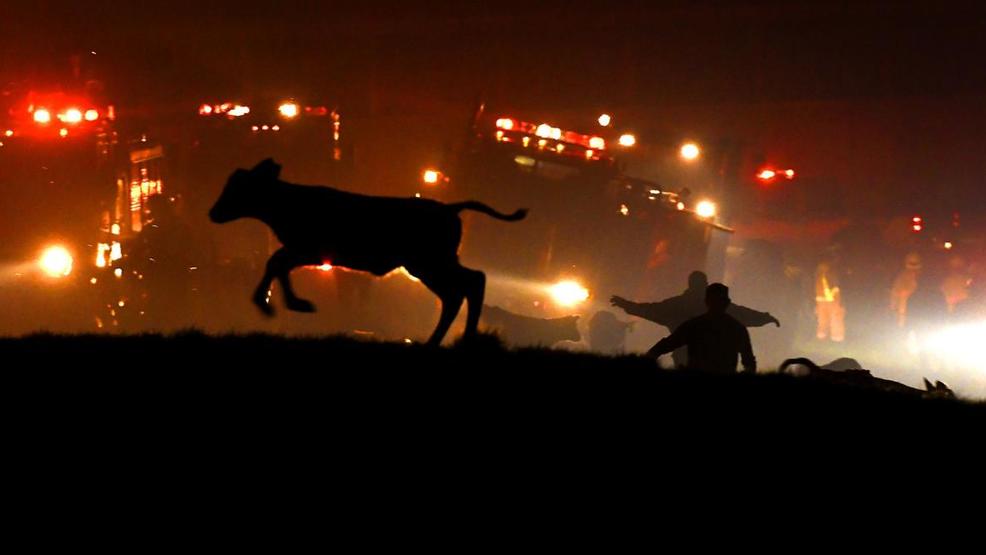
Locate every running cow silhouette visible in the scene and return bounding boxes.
[209,159,526,345]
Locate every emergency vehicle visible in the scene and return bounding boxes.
[0,76,131,332]
[423,104,732,317]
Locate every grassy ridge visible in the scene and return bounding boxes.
[3,332,982,424]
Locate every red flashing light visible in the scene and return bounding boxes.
[757,169,776,181]
[198,104,213,115]
[785,169,795,179]
[912,215,923,232]
[84,109,99,121]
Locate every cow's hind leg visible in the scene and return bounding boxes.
[461,267,486,339]
[413,265,466,346]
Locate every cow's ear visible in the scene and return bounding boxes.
[923,377,934,391]
[251,158,282,181]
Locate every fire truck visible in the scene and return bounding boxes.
[424,104,732,321]
[0,76,132,333]
[107,94,355,332]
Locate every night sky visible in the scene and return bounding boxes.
[4,1,986,216]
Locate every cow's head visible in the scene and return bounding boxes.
[209,158,282,223]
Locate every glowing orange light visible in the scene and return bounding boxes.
[555,144,565,153]
[618,133,636,147]
[944,241,953,250]
[758,169,776,180]
[318,264,333,271]
[912,224,923,232]
[423,169,441,184]
[695,200,717,219]
[495,130,504,141]
[585,149,594,160]
[114,268,123,278]
[537,139,547,149]
[272,125,280,131]
[785,169,796,179]
[522,136,530,147]
[677,201,685,211]
[84,109,99,121]
[228,105,250,117]
[278,102,300,118]
[251,125,259,132]
[598,114,611,127]
[536,123,553,138]
[589,136,605,150]
[619,204,629,216]
[39,246,73,278]
[198,104,213,115]
[34,109,51,123]
[4,130,12,137]
[59,128,68,138]
[680,142,700,161]
[495,118,515,130]
[548,280,590,307]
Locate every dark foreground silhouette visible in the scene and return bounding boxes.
[780,357,955,399]
[3,332,981,419]
[647,283,757,374]
[209,159,526,345]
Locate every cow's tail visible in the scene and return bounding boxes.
[450,201,527,221]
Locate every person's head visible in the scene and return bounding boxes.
[687,271,708,292]
[905,252,922,271]
[705,283,731,313]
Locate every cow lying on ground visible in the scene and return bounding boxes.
[209,159,527,345]
[480,305,580,348]
[779,357,955,399]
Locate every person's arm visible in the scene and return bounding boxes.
[728,303,780,327]
[739,327,757,374]
[610,295,668,324]
[646,324,689,358]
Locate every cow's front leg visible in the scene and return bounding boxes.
[252,248,316,316]
[252,269,277,317]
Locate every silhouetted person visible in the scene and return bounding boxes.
[610,270,778,366]
[646,283,756,374]
[814,260,845,342]
[890,252,922,327]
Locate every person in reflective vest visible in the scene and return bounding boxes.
[815,260,845,342]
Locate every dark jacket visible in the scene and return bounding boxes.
[647,311,756,374]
